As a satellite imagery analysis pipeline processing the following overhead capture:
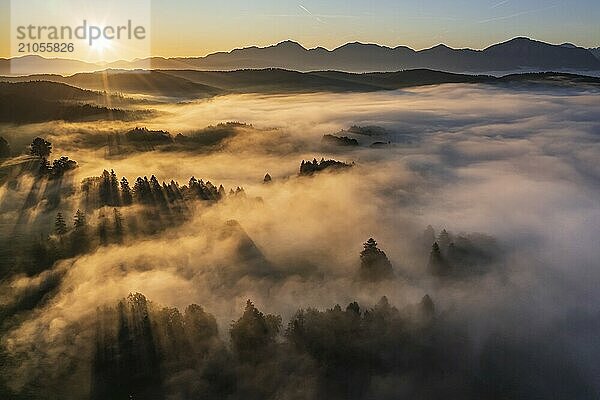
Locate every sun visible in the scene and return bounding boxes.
[91,36,112,54]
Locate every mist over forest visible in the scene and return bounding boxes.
[0,79,599,399]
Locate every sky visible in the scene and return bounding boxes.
[0,0,599,60]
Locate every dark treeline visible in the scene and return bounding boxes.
[29,171,246,274]
[81,169,245,211]
[347,125,390,136]
[0,95,129,124]
[86,292,594,400]
[299,158,354,175]
[0,81,139,124]
[424,226,502,278]
[322,134,359,147]
[90,293,436,400]
[125,127,174,144]
[106,122,251,155]
[0,155,247,280]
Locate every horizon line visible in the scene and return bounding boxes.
[2,36,599,64]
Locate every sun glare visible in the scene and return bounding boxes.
[91,36,112,54]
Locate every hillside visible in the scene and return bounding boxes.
[1,69,599,100]
[0,81,134,123]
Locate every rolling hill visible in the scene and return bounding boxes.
[1,69,599,100]
[0,81,136,123]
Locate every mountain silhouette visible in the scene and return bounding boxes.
[142,37,600,73]
[1,37,599,76]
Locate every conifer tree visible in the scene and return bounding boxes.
[55,212,67,235]
[74,209,87,229]
[120,177,133,205]
[358,238,394,281]
[428,242,449,276]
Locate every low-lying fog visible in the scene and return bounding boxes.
[1,83,599,396]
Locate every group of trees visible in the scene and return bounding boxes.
[27,169,248,277]
[424,226,501,277]
[29,137,78,178]
[174,122,246,147]
[90,293,439,400]
[106,123,250,155]
[299,158,354,175]
[34,208,125,266]
[84,291,595,400]
[125,127,173,144]
[322,134,359,147]
[82,169,244,211]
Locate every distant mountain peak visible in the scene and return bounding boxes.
[275,40,306,50]
[433,44,451,49]
[506,37,537,44]
[338,42,391,50]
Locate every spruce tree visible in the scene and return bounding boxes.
[55,212,67,235]
[358,238,394,281]
[74,209,87,229]
[120,177,133,205]
[428,242,449,276]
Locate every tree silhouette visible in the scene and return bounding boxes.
[98,170,111,206]
[134,176,153,204]
[120,177,133,205]
[358,238,394,281]
[109,170,120,205]
[299,158,353,175]
[30,137,52,159]
[437,229,450,253]
[428,242,449,276]
[113,208,124,242]
[51,156,77,177]
[230,300,281,362]
[74,209,86,229]
[54,212,67,235]
[183,304,219,358]
[420,294,435,318]
[71,209,89,254]
[150,175,167,207]
[38,158,51,175]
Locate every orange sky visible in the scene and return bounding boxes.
[1,0,598,61]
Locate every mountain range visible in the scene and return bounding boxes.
[1,37,600,76]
